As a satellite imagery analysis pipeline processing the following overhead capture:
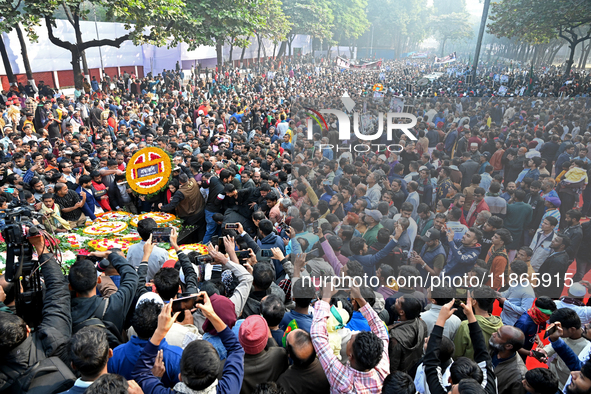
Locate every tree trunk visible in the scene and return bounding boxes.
[288,38,292,58]
[582,42,591,69]
[548,44,563,65]
[15,24,34,81]
[240,44,247,62]
[565,40,577,77]
[578,42,590,69]
[440,37,447,57]
[517,44,526,61]
[73,25,90,82]
[531,45,539,67]
[229,42,234,65]
[311,36,315,57]
[0,36,17,86]
[71,48,84,90]
[257,35,262,63]
[216,41,223,71]
[277,41,287,58]
[80,51,90,81]
[272,43,277,59]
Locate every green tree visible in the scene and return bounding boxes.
[281,0,334,57]
[329,0,369,53]
[487,0,591,76]
[25,0,196,90]
[431,12,473,56]
[433,0,466,15]
[367,0,430,57]
[185,0,266,69]
[0,0,39,85]
[254,0,292,61]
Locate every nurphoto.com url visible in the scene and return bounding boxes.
[302,272,575,292]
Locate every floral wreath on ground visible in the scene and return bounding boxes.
[83,221,129,235]
[130,212,177,227]
[126,147,173,199]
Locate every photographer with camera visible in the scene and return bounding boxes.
[0,231,75,393]
[69,246,139,348]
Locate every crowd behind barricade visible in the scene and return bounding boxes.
[1,58,591,394]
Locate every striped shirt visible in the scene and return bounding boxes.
[539,209,561,231]
[311,301,389,393]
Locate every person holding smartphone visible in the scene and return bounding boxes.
[126,218,170,282]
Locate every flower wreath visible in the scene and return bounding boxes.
[130,212,177,227]
[126,147,173,196]
[83,221,128,235]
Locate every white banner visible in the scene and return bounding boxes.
[434,52,457,65]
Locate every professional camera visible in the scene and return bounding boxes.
[3,206,47,328]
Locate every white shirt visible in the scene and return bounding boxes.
[415,362,451,394]
[23,135,37,143]
[554,299,591,325]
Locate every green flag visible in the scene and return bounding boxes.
[526,63,534,96]
[282,319,298,347]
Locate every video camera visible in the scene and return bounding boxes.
[3,206,47,328]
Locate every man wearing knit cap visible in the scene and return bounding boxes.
[202,294,238,360]
[311,285,389,393]
[469,142,481,163]
[238,315,288,394]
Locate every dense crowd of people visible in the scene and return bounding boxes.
[0,56,591,394]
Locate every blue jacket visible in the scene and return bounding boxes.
[257,233,286,279]
[444,129,458,155]
[279,310,313,333]
[108,336,182,388]
[555,152,573,174]
[514,312,541,351]
[346,310,371,332]
[76,185,97,220]
[350,238,399,278]
[131,327,244,394]
[551,337,581,372]
[441,237,480,278]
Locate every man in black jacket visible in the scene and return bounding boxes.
[564,210,585,281]
[69,248,139,347]
[539,135,560,175]
[503,149,527,187]
[107,174,137,214]
[459,152,480,190]
[0,233,73,391]
[203,169,233,243]
[536,233,571,299]
[525,180,545,244]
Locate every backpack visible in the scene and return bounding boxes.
[1,341,75,394]
[72,298,123,349]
